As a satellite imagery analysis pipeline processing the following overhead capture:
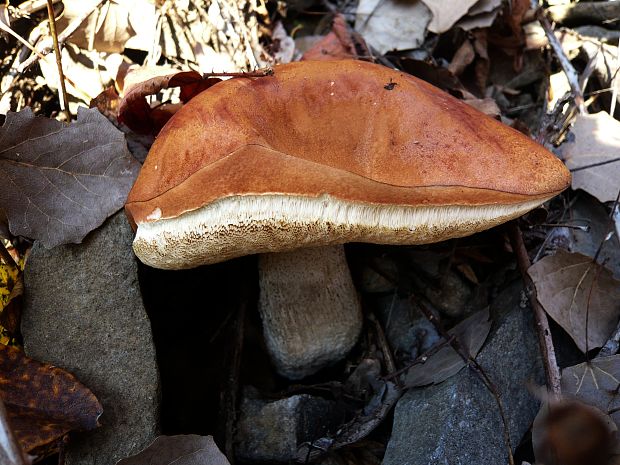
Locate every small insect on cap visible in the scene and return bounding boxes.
[125,60,571,269]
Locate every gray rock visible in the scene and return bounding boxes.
[383,282,543,465]
[235,389,344,462]
[22,211,159,465]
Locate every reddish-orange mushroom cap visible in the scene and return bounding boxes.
[125,60,571,269]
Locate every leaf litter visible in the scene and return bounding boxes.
[529,250,620,353]
[0,344,102,459]
[0,107,140,247]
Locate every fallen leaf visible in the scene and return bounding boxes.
[563,112,620,203]
[421,0,479,33]
[403,307,491,387]
[456,9,499,31]
[463,97,501,117]
[448,39,476,76]
[0,344,102,459]
[0,398,30,465]
[0,107,140,248]
[467,0,502,16]
[528,250,620,353]
[38,45,123,106]
[116,435,230,465]
[562,356,620,426]
[56,0,140,53]
[117,70,219,134]
[302,14,358,61]
[355,0,431,54]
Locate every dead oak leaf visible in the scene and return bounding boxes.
[0,107,140,248]
[0,344,102,459]
[529,250,620,353]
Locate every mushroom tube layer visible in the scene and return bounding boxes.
[126,60,570,269]
[133,192,549,269]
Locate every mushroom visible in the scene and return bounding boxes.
[125,60,570,378]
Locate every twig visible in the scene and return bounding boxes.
[202,68,274,78]
[45,0,70,120]
[533,1,585,113]
[383,336,455,381]
[610,38,620,116]
[416,300,515,465]
[508,222,562,396]
[19,0,106,71]
[367,311,397,377]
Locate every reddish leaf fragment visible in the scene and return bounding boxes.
[0,344,102,459]
[0,108,140,248]
[302,14,359,62]
[118,70,220,134]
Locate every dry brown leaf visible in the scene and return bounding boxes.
[463,98,501,117]
[563,112,620,203]
[421,0,478,33]
[403,308,491,387]
[302,14,358,62]
[355,0,431,54]
[448,39,475,76]
[116,435,229,465]
[0,344,102,459]
[0,107,140,247]
[56,0,142,53]
[467,0,502,16]
[528,250,620,353]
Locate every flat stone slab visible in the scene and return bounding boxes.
[22,211,159,465]
[383,282,543,465]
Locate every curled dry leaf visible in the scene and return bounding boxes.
[528,250,620,353]
[117,70,220,134]
[0,108,140,248]
[403,307,491,387]
[116,435,230,465]
[563,112,620,203]
[0,344,102,459]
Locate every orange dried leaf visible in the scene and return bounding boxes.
[0,345,102,459]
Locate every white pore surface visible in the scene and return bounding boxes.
[133,193,550,269]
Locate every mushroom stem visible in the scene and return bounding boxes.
[258,245,363,379]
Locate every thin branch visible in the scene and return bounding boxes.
[508,221,562,396]
[45,0,70,120]
[534,1,585,113]
[19,0,106,72]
